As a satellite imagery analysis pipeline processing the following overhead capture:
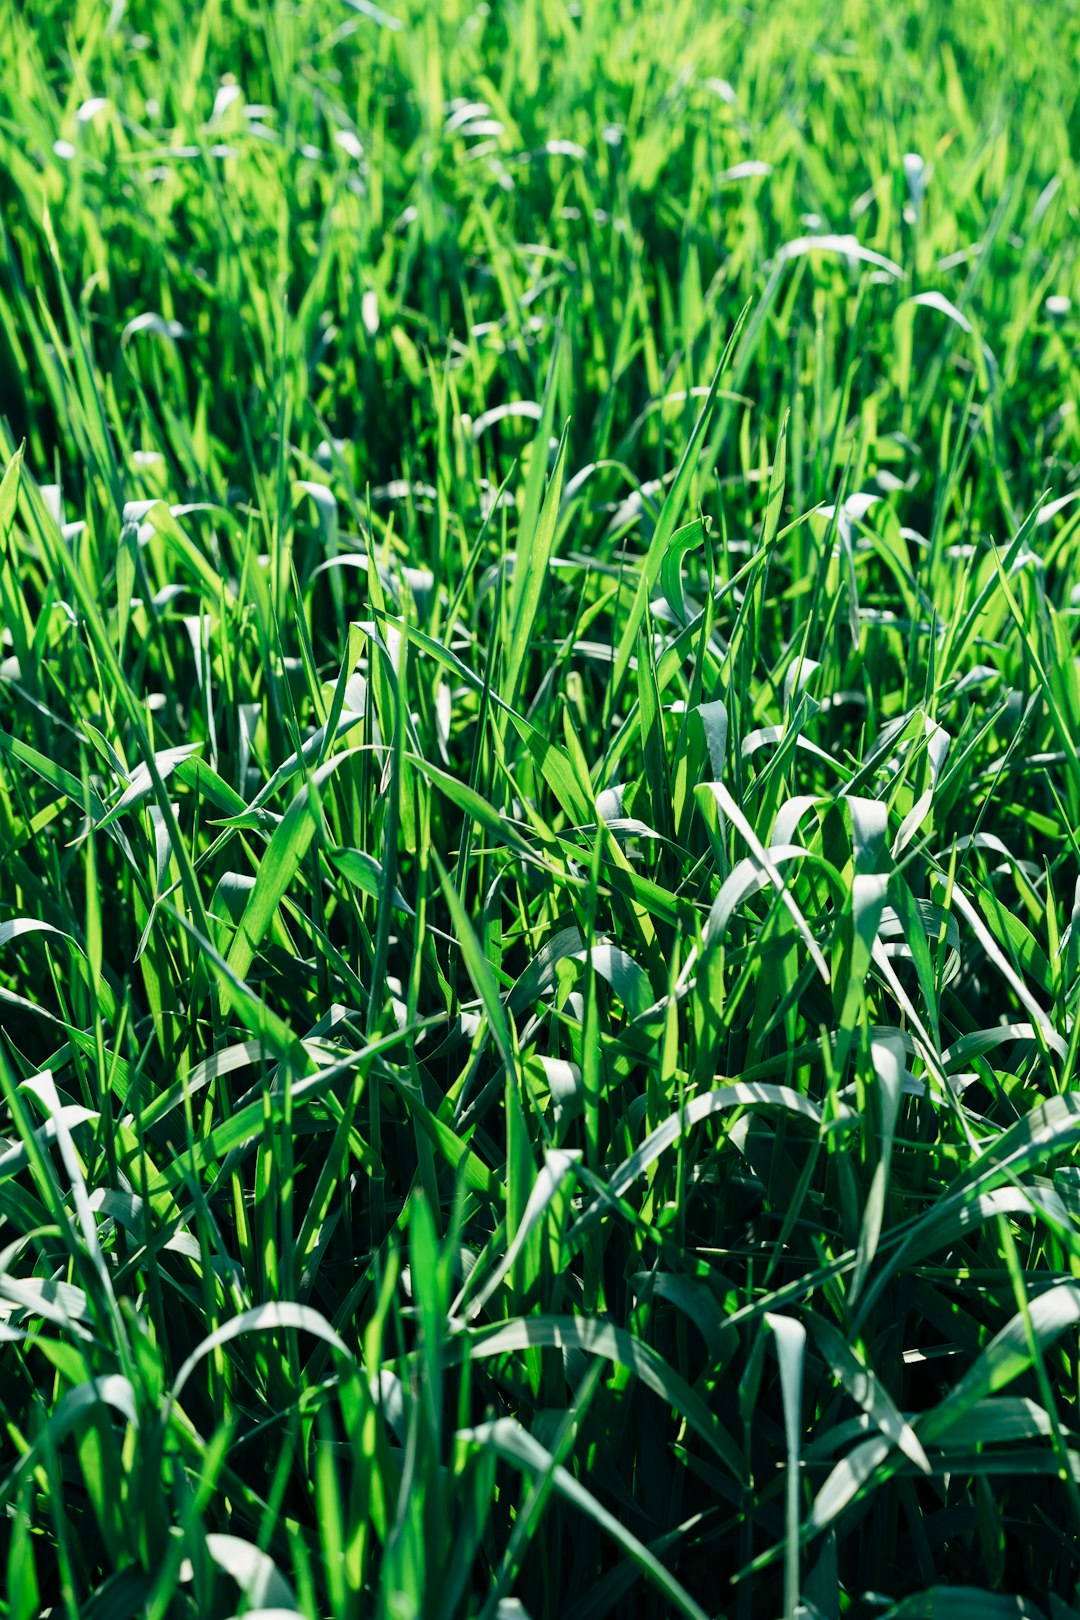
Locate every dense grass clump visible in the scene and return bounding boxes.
[4,0,1080,1614]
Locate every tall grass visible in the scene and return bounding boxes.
[3,0,1080,1615]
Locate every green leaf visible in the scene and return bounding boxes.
[504,420,568,711]
[766,1311,806,1620]
[226,752,359,983]
[609,315,745,704]
[456,1419,709,1620]
[459,1314,742,1478]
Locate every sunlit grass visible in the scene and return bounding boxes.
[2,0,1080,1615]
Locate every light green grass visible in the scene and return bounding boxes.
[3,0,1080,1615]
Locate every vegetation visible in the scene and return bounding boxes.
[3,0,1080,1614]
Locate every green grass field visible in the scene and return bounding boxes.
[3,0,1080,1614]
